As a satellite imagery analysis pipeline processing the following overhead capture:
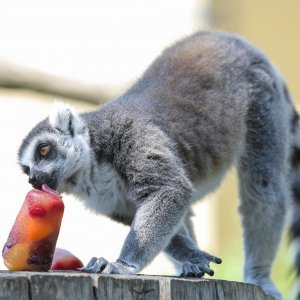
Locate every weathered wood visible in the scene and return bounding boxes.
[0,271,273,300]
[30,273,94,300]
[0,274,30,300]
[169,278,274,300]
[0,60,113,105]
[97,275,159,300]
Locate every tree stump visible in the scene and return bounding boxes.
[0,271,273,300]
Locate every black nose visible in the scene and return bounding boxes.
[29,174,42,189]
[29,175,36,185]
[28,171,57,190]
[28,171,46,190]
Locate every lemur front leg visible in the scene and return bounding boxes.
[82,128,194,274]
[83,212,222,276]
[164,223,222,277]
[83,186,192,274]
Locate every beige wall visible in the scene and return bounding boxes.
[212,0,300,103]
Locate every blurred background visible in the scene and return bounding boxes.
[0,0,299,298]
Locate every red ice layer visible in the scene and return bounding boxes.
[51,248,83,270]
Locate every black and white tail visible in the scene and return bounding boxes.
[287,84,300,299]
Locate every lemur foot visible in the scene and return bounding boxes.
[80,257,108,273]
[246,278,282,300]
[180,252,222,278]
[81,257,137,274]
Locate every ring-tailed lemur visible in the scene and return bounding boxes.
[18,31,299,300]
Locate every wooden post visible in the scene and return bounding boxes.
[0,271,273,300]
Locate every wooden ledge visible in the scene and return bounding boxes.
[0,271,273,300]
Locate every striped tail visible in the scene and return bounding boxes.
[289,95,300,299]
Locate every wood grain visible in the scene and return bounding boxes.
[0,271,273,300]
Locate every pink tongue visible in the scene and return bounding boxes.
[42,184,62,199]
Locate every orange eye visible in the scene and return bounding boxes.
[38,144,51,157]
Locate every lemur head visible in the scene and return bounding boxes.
[18,102,91,193]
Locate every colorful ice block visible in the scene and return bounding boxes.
[2,184,64,271]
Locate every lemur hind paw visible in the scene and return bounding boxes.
[180,252,222,278]
[246,278,282,300]
[81,257,137,274]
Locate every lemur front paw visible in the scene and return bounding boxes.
[81,257,137,274]
[180,252,222,278]
[81,257,108,273]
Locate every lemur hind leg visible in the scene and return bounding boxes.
[238,86,290,300]
[164,216,222,278]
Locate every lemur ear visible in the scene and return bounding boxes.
[49,101,86,136]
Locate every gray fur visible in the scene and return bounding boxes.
[18,31,297,300]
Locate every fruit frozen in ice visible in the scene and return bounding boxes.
[51,248,83,270]
[2,184,64,271]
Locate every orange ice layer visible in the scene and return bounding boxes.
[2,186,64,271]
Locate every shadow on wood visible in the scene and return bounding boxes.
[0,271,273,300]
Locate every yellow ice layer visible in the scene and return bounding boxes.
[3,243,30,271]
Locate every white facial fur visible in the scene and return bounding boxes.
[19,102,130,216]
[19,102,92,193]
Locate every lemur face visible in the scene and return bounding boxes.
[18,103,90,193]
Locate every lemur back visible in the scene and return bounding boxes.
[18,31,298,300]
